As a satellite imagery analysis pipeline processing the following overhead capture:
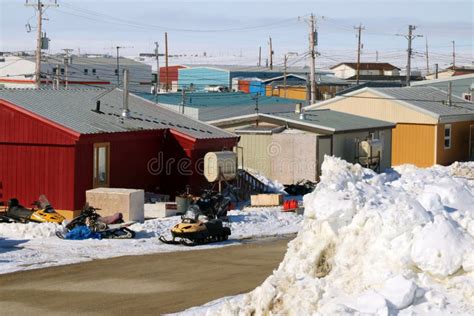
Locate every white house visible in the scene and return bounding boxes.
[331,62,400,79]
[0,54,152,92]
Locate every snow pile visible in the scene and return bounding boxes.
[450,161,474,179]
[188,157,474,315]
[0,222,60,239]
[245,169,286,194]
[0,209,302,274]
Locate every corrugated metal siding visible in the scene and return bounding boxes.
[0,144,76,210]
[392,123,435,167]
[0,101,77,209]
[238,80,250,93]
[436,120,474,165]
[178,67,230,91]
[238,134,273,178]
[159,65,185,86]
[248,81,266,95]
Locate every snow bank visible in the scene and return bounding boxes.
[186,157,474,315]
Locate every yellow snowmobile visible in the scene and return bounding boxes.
[159,206,231,246]
[0,195,65,224]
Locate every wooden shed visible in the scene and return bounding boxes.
[308,86,474,167]
[0,88,238,218]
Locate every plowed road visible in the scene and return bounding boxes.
[0,236,292,315]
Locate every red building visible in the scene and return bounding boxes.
[0,88,238,217]
[158,65,186,89]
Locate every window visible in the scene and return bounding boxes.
[444,124,452,149]
[60,68,65,75]
[114,69,118,75]
[92,69,96,75]
[84,69,88,75]
[93,143,110,187]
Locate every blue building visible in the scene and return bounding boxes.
[178,64,311,91]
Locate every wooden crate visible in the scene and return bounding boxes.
[250,194,283,207]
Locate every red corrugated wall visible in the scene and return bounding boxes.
[159,65,185,86]
[238,80,250,93]
[0,100,78,210]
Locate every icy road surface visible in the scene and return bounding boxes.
[0,208,302,274]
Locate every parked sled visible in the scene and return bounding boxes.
[56,204,135,239]
[0,195,65,224]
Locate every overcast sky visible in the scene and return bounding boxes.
[1,0,472,70]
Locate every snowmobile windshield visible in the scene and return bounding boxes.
[183,206,200,220]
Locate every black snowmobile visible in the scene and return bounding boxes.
[159,190,232,246]
[56,204,135,239]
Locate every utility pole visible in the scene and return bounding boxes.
[376,51,379,62]
[397,25,422,86]
[268,36,273,70]
[113,45,133,87]
[451,40,456,69]
[165,32,169,92]
[354,23,365,85]
[62,48,73,89]
[425,37,430,74]
[154,41,160,95]
[25,0,58,89]
[258,46,261,67]
[253,93,260,126]
[308,13,317,104]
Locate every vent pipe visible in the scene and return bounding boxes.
[435,64,439,79]
[299,109,306,120]
[95,100,101,113]
[447,82,452,106]
[122,69,130,118]
[295,102,302,114]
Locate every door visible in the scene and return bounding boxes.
[93,143,110,188]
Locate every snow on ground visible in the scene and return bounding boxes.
[0,208,302,275]
[178,157,474,315]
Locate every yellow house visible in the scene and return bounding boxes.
[307,87,474,167]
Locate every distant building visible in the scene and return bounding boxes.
[177,64,312,91]
[137,92,302,122]
[426,65,474,80]
[331,62,401,79]
[411,73,474,100]
[308,86,474,167]
[0,54,152,92]
[152,65,187,93]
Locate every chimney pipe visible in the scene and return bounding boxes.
[122,69,130,118]
[435,64,439,79]
[95,100,101,113]
[295,102,302,114]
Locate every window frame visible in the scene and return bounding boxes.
[93,142,110,188]
[84,68,88,75]
[444,124,452,149]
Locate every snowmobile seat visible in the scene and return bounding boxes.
[99,213,123,225]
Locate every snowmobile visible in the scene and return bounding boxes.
[56,204,135,239]
[194,189,231,219]
[159,205,231,246]
[0,195,65,224]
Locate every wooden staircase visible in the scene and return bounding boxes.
[234,169,269,201]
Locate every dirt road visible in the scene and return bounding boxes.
[0,237,292,315]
